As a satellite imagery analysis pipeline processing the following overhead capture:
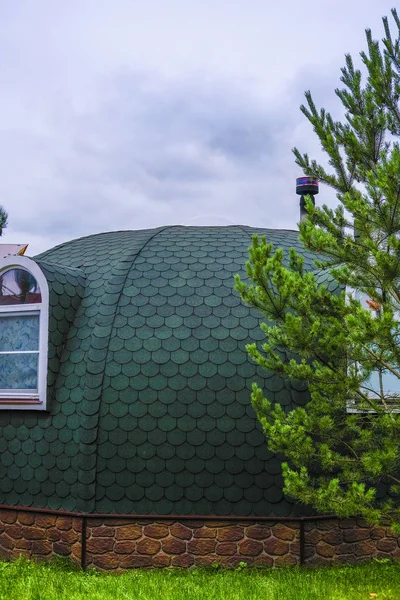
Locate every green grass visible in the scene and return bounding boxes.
[0,558,400,600]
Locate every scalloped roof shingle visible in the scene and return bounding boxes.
[0,226,334,516]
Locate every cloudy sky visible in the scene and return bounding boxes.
[0,0,395,255]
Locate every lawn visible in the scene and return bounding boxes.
[0,558,400,600]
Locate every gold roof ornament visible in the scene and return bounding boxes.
[0,244,28,259]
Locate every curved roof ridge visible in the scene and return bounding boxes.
[76,225,177,512]
[234,225,254,241]
[35,226,181,261]
[35,226,300,263]
[35,257,87,278]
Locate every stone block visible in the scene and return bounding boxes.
[1,511,17,524]
[87,537,114,554]
[216,542,237,556]
[92,526,115,538]
[334,553,360,564]
[73,520,82,532]
[48,528,61,541]
[0,533,14,550]
[377,538,397,553]
[61,529,79,544]
[194,527,216,538]
[272,524,296,541]
[93,553,120,570]
[254,555,274,567]
[136,538,161,555]
[291,540,300,553]
[31,540,52,555]
[305,528,321,544]
[264,537,289,556]
[71,543,82,559]
[344,529,370,543]
[305,554,332,566]
[370,527,386,540]
[187,538,217,555]
[316,542,335,558]
[153,553,171,567]
[353,540,376,556]
[246,525,272,540]
[22,526,46,540]
[115,525,142,540]
[171,554,195,568]
[119,554,153,568]
[11,549,30,560]
[0,547,10,560]
[194,555,220,567]
[35,515,57,528]
[170,523,192,540]
[114,540,136,554]
[336,542,355,555]
[5,524,23,539]
[15,539,31,550]
[321,529,343,545]
[143,524,169,539]
[162,537,186,555]
[274,554,298,566]
[216,526,244,542]
[238,539,263,556]
[56,517,72,531]
[53,542,71,556]
[221,556,245,568]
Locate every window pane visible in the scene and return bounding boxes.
[0,315,39,352]
[0,269,41,305]
[357,291,400,401]
[363,370,400,399]
[0,353,38,390]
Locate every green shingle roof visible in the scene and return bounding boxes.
[0,226,332,516]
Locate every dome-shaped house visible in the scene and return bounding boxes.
[0,225,395,569]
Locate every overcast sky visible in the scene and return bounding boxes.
[0,0,396,255]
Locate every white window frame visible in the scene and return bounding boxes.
[346,286,400,413]
[0,256,48,410]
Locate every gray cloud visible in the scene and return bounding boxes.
[3,71,299,248]
[0,0,396,254]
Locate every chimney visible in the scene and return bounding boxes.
[296,177,319,222]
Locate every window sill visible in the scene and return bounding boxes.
[347,399,400,413]
[0,397,44,409]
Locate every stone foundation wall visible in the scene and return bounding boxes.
[304,519,400,565]
[0,509,82,565]
[85,519,300,570]
[1,508,400,570]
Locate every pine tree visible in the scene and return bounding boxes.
[235,9,400,531]
[0,205,7,236]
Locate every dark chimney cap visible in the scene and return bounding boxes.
[296,177,319,196]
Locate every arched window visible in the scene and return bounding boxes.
[0,256,48,410]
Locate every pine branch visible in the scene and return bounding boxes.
[238,9,400,531]
[0,206,7,236]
